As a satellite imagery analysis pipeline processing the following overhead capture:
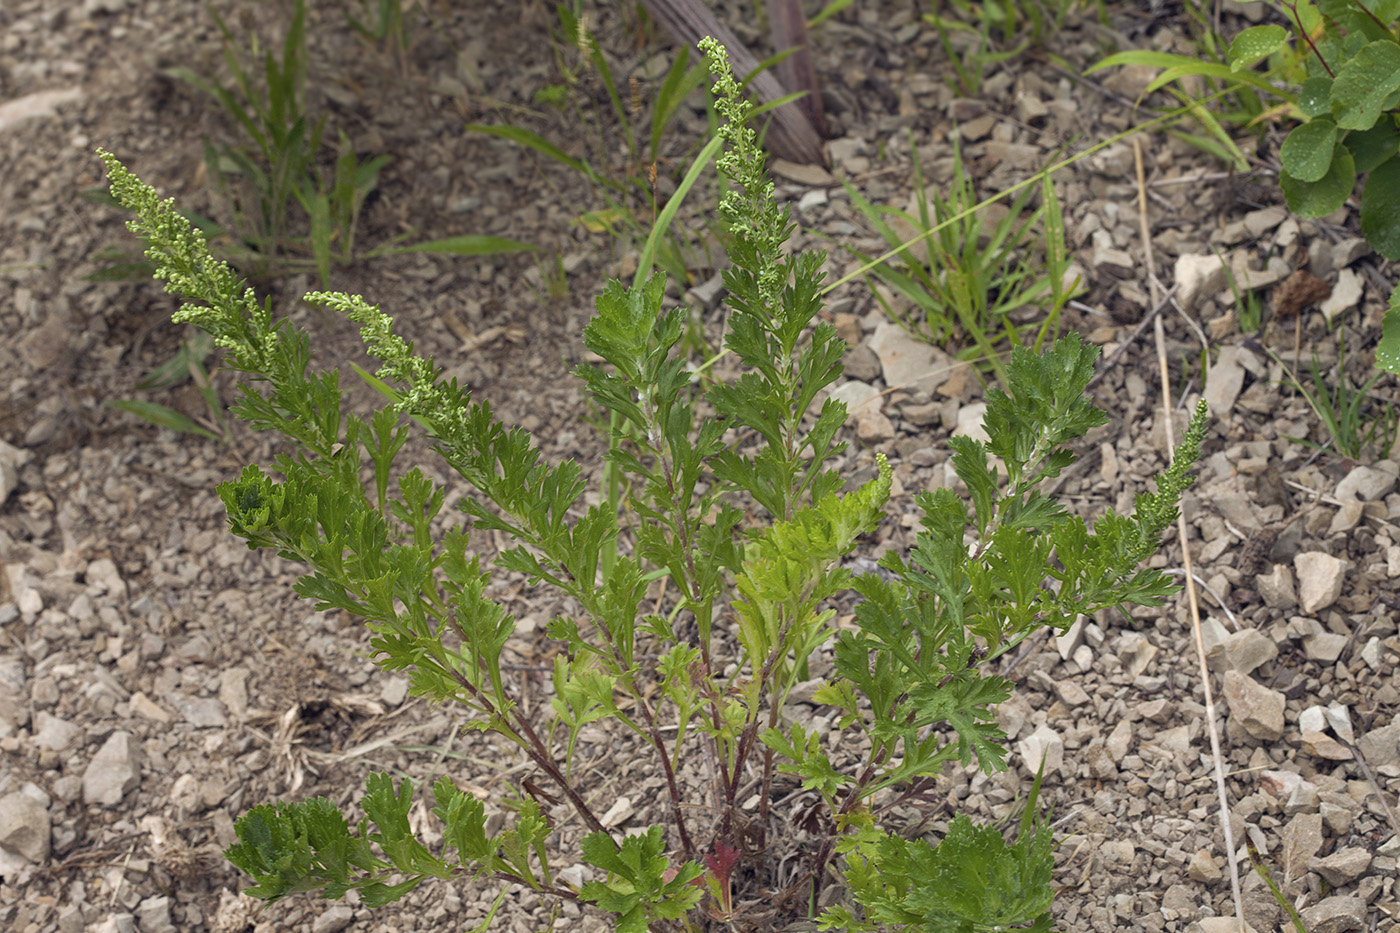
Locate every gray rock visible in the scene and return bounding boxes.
[829,381,881,423]
[868,322,952,394]
[899,400,943,427]
[855,408,895,445]
[1174,253,1228,312]
[1053,680,1091,707]
[83,731,141,807]
[1356,720,1400,767]
[954,402,989,444]
[1303,632,1348,664]
[1335,464,1396,502]
[169,693,227,728]
[1254,563,1297,609]
[1205,345,1255,416]
[1118,632,1158,680]
[84,558,126,600]
[843,344,881,383]
[1285,782,1320,816]
[685,273,726,313]
[219,668,250,720]
[1311,847,1372,886]
[1294,552,1347,613]
[1243,206,1286,237]
[0,792,50,863]
[1282,813,1324,885]
[0,439,32,506]
[1319,268,1363,322]
[1186,849,1220,883]
[1298,896,1367,933]
[135,896,174,933]
[1220,628,1277,675]
[1223,671,1285,741]
[32,711,83,753]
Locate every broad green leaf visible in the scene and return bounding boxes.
[1228,25,1288,71]
[1280,145,1356,217]
[1331,40,1400,130]
[1298,76,1332,118]
[1378,287,1400,374]
[1280,118,1338,182]
[1345,117,1400,173]
[109,400,220,439]
[1361,157,1400,260]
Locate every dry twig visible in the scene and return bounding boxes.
[1134,138,1247,931]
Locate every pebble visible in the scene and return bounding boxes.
[843,344,881,383]
[1282,813,1324,884]
[1174,253,1227,312]
[170,693,227,728]
[953,402,989,444]
[1205,345,1255,416]
[83,731,141,807]
[135,897,174,933]
[379,676,409,709]
[1052,680,1091,707]
[1334,463,1396,502]
[0,792,51,862]
[1219,628,1277,675]
[1016,723,1063,774]
[1302,632,1348,664]
[1254,563,1297,609]
[1293,551,1347,613]
[128,693,171,723]
[33,711,83,752]
[1318,268,1363,321]
[1117,632,1157,680]
[829,380,881,422]
[1298,896,1367,933]
[600,796,634,828]
[1186,849,1221,883]
[1285,782,1321,816]
[1223,671,1285,741]
[1310,847,1372,886]
[867,322,952,394]
[0,439,31,506]
[85,558,126,600]
[1300,731,1352,760]
[855,408,895,444]
[311,905,355,933]
[219,668,250,721]
[1356,720,1400,766]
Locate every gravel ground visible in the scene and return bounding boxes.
[0,1,1397,932]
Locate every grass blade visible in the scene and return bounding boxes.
[377,235,537,257]
[109,400,220,440]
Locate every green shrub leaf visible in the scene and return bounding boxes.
[1346,117,1400,173]
[1298,76,1333,118]
[1280,144,1356,217]
[1280,118,1339,182]
[1228,25,1288,71]
[1379,286,1400,374]
[1331,39,1400,130]
[1361,156,1400,260]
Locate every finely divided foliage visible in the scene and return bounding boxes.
[98,38,1207,933]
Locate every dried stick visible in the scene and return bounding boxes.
[1134,138,1246,931]
[635,0,826,165]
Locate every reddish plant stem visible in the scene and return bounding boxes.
[1286,1,1335,78]
[438,641,611,838]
